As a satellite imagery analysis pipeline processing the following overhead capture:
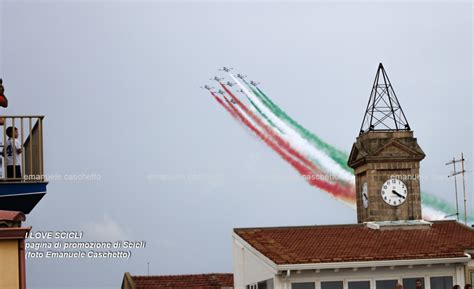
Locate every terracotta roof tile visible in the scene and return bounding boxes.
[234,221,474,265]
[0,210,25,222]
[131,273,233,289]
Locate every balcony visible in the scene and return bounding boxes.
[0,116,47,214]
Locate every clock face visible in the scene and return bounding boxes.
[381,178,408,207]
[361,182,369,209]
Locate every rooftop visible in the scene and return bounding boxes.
[0,209,25,228]
[234,220,474,265]
[0,210,25,222]
[122,273,233,289]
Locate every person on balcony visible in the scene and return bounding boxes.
[5,126,22,179]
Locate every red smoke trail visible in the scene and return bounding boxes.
[211,93,239,120]
[212,90,354,203]
[223,94,354,202]
[219,84,354,201]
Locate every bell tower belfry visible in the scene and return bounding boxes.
[348,64,425,223]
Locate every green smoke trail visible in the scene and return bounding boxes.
[422,191,474,223]
[244,94,284,134]
[241,79,352,173]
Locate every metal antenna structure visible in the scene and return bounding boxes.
[360,63,411,134]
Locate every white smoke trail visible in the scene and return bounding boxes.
[421,205,449,221]
[244,99,283,136]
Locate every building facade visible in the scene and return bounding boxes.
[233,221,474,289]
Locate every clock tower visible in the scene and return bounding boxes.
[348,64,425,223]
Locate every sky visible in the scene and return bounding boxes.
[0,1,472,288]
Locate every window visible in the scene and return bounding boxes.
[376,280,398,289]
[403,278,425,289]
[348,281,371,289]
[430,277,453,289]
[292,282,315,289]
[258,281,267,289]
[266,279,274,289]
[258,279,274,289]
[321,281,344,289]
[247,280,274,289]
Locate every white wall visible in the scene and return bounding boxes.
[466,255,474,284]
[233,238,276,289]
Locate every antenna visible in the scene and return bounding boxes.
[147,262,150,276]
[359,63,410,134]
[460,153,467,225]
[445,157,459,221]
[446,153,468,224]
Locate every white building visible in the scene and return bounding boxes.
[233,221,474,289]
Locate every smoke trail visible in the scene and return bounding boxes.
[243,79,352,173]
[220,85,354,201]
[221,84,321,175]
[213,90,355,204]
[225,96,354,204]
[231,74,355,185]
[421,192,474,223]
[243,93,284,134]
[211,93,239,120]
[223,83,354,199]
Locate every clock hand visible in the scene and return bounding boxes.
[392,190,406,199]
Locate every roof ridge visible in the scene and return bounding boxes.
[234,223,365,231]
[132,273,232,278]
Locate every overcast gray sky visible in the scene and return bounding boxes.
[0,1,472,288]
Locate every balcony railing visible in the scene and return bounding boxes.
[0,116,44,182]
